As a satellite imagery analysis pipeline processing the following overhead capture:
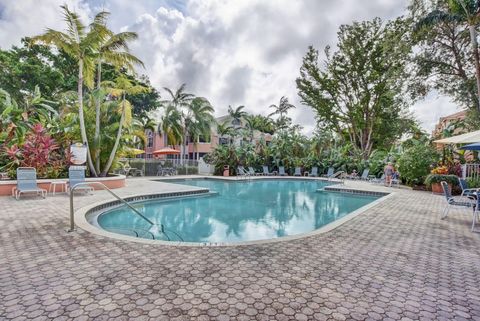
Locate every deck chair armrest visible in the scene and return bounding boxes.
[461,188,480,197]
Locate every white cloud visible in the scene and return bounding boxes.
[0,0,91,47]
[0,0,459,134]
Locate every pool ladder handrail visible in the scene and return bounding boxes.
[68,182,184,242]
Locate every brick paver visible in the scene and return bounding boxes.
[1,177,480,320]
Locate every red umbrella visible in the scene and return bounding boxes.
[152,147,181,155]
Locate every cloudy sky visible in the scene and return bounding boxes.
[0,0,459,134]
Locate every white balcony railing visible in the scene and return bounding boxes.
[462,163,480,180]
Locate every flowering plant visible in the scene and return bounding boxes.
[431,165,449,175]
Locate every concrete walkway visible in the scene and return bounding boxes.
[1,177,480,320]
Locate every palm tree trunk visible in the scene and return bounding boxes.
[94,61,102,173]
[78,59,97,177]
[469,25,480,114]
[102,94,126,176]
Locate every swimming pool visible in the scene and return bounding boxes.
[94,178,380,244]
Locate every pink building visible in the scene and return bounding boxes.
[144,115,272,160]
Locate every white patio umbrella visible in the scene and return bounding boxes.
[434,130,480,144]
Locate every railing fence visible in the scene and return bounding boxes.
[117,158,199,176]
[462,163,480,181]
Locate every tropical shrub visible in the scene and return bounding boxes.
[3,124,70,178]
[397,143,440,186]
[424,174,459,187]
[466,177,480,188]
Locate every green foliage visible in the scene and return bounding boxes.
[466,177,480,188]
[297,17,417,159]
[424,174,459,187]
[0,38,77,103]
[411,0,480,122]
[397,142,440,186]
[3,124,70,178]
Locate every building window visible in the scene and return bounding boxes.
[147,131,153,148]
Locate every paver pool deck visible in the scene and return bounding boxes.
[1,176,480,321]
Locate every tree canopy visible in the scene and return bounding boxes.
[297,17,417,159]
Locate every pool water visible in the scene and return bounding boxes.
[97,179,379,243]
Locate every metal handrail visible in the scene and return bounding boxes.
[68,182,154,232]
[68,182,184,242]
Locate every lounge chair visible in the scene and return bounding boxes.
[307,167,319,177]
[237,166,249,177]
[328,171,345,181]
[248,167,261,176]
[322,167,334,178]
[68,166,94,194]
[262,165,275,176]
[458,177,479,197]
[13,167,47,200]
[371,174,385,185]
[278,166,287,176]
[359,168,370,180]
[440,181,475,223]
[294,167,301,176]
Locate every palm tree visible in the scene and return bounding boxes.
[269,96,296,130]
[161,84,194,163]
[187,97,215,160]
[158,104,183,146]
[31,5,109,176]
[93,29,144,172]
[243,114,256,142]
[101,75,149,176]
[416,0,480,113]
[227,105,247,127]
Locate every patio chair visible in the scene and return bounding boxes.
[294,167,301,176]
[359,168,370,180]
[440,181,475,220]
[308,167,319,177]
[248,167,261,176]
[262,165,275,176]
[13,167,47,200]
[278,166,287,176]
[322,167,334,178]
[371,174,385,185]
[68,166,94,195]
[458,177,479,197]
[237,166,249,177]
[328,171,345,181]
[472,196,480,232]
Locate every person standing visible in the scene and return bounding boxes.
[384,162,395,186]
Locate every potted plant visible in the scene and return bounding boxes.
[424,173,458,194]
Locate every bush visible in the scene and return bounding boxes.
[424,174,459,187]
[176,166,198,175]
[466,177,480,188]
[3,124,70,178]
[397,143,440,186]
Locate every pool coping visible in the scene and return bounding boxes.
[74,177,395,247]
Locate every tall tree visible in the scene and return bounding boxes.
[161,84,194,163]
[187,97,215,160]
[268,96,296,130]
[227,105,247,126]
[297,18,415,159]
[31,5,109,176]
[101,75,149,176]
[412,0,480,117]
[159,104,183,146]
[93,28,144,172]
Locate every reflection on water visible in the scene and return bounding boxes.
[98,179,378,243]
